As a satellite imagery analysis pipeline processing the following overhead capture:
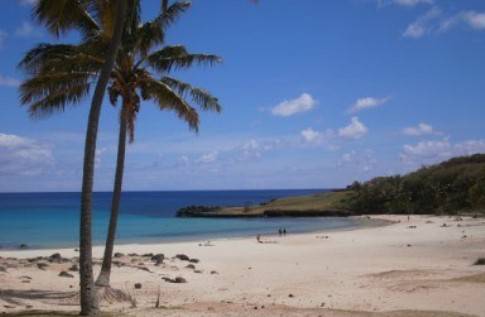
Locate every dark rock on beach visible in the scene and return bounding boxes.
[59,271,74,278]
[151,254,165,265]
[37,263,49,270]
[162,276,187,283]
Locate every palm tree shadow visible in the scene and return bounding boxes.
[0,289,77,306]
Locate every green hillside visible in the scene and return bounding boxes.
[346,154,485,214]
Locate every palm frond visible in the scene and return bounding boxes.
[20,72,91,118]
[140,76,199,131]
[133,1,191,57]
[34,0,99,38]
[18,43,104,75]
[161,76,221,112]
[147,45,221,72]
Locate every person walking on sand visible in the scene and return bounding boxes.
[257,234,262,243]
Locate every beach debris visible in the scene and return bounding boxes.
[210,270,218,275]
[151,253,165,265]
[407,225,417,229]
[194,269,203,274]
[128,253,138,257]
[454,216,463,222]
[185,264,196,269]
[288,293,294,298]
[425,220,434,224]
[441,223,449,228]
[59,271,74,278]
[189,258,199,263]
[68,264,79,272]
[134,283,142,289]
[37,263,49,270]
[406,244,412,247]
[474,258,485,265]
[114,252,125,258]
[162,276,187,283]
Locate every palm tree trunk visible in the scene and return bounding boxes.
[96,103,128,288]
[79,0,127,315]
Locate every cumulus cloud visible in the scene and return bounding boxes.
[348,96,389,113]
[338,117,368,139]
[0,133,54,176]
[402,122,436,136]
[442,11,485,32]
[301,128,321,143]
[0,75,19,88]
[400,139,485,164]
[462,11,485,30]
[403,7,441,38]
[271,93,316,117]
[300,128,336,149]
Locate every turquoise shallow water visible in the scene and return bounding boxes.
[0,190,358,249]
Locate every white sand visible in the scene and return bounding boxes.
[1,215,485,316]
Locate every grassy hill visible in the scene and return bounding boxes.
[177,154,485,217]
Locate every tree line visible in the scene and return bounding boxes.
[345,154,485,215]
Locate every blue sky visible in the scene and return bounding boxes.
[1,0,485,192]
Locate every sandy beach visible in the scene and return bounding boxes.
[1,215,484,316]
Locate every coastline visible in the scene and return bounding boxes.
[1,215,485,316]
[0,215,386,255]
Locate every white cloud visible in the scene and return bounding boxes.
[196,151,218,164]
[0,133,54,176]
[0,74,20,88]
[349,96,389,113]
[462,11,485,30]
[402,122,435,136]
[400,139,485,164]
[301,128,321,143]
[271,93,316,117]
[403,7,441,38]
[338,117,368,139]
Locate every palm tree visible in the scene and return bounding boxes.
[96,0,221,287]
[19,0,221,291]
[21,0,127,314]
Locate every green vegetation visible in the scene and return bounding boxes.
[347,154,485,215]
[177,191,353,217]
[178,154,485,217]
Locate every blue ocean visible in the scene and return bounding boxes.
[0,190,359,249]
